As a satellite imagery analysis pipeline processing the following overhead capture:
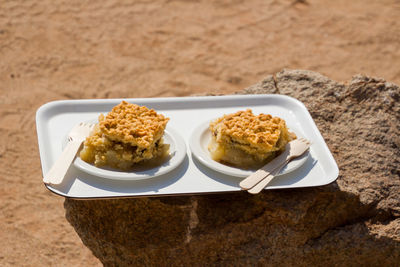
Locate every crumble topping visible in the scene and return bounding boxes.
[210,109,292,153]
[208,109,296,167]
[99,101,169,149]
[79,101,170,170]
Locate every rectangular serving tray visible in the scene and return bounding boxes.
[36,95,339,199]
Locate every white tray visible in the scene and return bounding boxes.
[36,95,339,199]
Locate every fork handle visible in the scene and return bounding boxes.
[43,141,83,185]
[239,150,290,190]
[247,159,289,194]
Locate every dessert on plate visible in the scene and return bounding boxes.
[208,109,296,169]
[80,101,170,170]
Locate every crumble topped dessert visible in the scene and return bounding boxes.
[80,101,170,170]
[208,109,296,169]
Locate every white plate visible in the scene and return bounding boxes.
[72,126,186,180]
[189,121,309,178]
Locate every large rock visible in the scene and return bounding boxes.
[65,70,400,266]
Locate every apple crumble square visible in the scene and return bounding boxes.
[208,109,296,169]
[80,101,170,170]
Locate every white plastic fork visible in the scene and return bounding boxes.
[43,122,94,185]
[240,138,311,192]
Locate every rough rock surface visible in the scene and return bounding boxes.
[65,70,400,266]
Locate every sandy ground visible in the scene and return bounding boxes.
[0,0,399,266]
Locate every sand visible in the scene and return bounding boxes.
[0,0,399,266]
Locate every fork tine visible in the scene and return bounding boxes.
[299,138,311,146]
[73,123,83,130]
